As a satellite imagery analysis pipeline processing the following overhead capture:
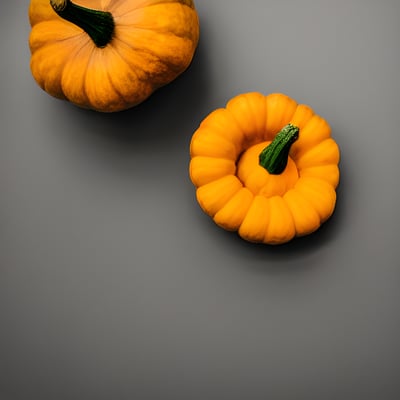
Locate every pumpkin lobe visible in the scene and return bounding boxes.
[259,124,299,174]
[50,0,114,48]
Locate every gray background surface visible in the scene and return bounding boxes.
[1,1,399,399]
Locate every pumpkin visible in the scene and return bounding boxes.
[28,0,200,112]
[189,92,340,245]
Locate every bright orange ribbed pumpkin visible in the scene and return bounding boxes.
[189,92,340,245]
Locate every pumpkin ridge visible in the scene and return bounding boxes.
[80,42,97,106]
[264,196,296,244]
[135,0,196,12]
[289,103,315,131]
[265,93,298,139]
[30,34,81,61]
[86,47,127,108]
[39,36,89,97]
[226,94,266,145]
[109,40,142,77]
[296,138,340,169]
[116,22,196,42]
[107,46,146,103]
[31,18,82,36]
[111,37,175,90]
[299,164,340,188]
[61,39,93,105]
[30,29,86,97]
[29,20,85,53]
[290,115,331,161]
[294,178,336,222]
[113,1,196,19]
[202,108,247,155]
[283,188,321,236]
[113,35,182,75]
[105,0,125,14]
[115,3,198,40]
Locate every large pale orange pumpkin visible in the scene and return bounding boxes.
[28,0,200,112]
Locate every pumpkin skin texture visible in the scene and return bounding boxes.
[28,0,200,112]
[189,92,340,245]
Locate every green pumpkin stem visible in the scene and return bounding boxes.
[50,0,114,48]
[259,124,299,174]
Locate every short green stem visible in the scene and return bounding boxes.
[259,124,299,174]
[50,0,114,48]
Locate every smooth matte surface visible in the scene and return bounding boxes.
[1,1,399,399]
